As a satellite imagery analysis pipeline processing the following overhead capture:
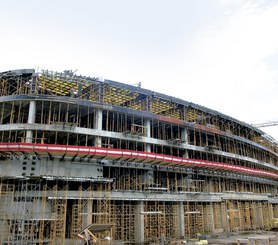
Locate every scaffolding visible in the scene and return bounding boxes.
[0,181,50,244]
[70,185,84,240]
[184,202,204,239]
[0,182,14,244]
[0,178,276,243]
[144,202,165,243]
[0,69,278,243]
[203,203,214,234]
[113,202,135,242]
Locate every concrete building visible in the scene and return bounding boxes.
[0,69,277,244]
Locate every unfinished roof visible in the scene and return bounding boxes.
[0,68,276,148]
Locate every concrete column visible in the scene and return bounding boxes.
[26,101,36,143]
[258,203,264,228]
[94,109,103,147]
[210,203,215,234]
[0,221,8,241]
[84,199,93,227]
[181,128,189,158]
[220,202,229,232]
[144,119,151,152]
[144,120,154,185]
[178,201,185,238]
[135,201,144,244]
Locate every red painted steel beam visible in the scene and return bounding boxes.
[0,143,277,179]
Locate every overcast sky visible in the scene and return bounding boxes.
[1,0,278,140]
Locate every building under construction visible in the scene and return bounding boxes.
[0,69,278,244]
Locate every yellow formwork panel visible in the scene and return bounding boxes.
[186,109,200,122]
[39,75,91,96]
[39,77,73,95]
[163,110,180,119]
[150,98,175,114]
[104,86,139,106]
[130,102,142,111]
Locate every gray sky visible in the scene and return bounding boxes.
[1,0,278,140]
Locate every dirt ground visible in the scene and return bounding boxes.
[196,231,277,244]
[165,231,278,245]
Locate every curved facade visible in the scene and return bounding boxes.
[0,69,278,244]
